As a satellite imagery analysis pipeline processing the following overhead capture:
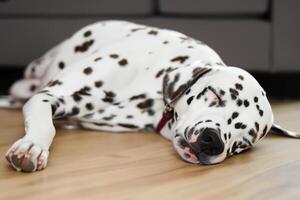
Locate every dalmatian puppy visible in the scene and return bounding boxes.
[1,20,298,172]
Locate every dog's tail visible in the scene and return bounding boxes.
[0,95,24,109]
[270,123,300,138]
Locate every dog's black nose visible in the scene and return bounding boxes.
[197,128,224,156]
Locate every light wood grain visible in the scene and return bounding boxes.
[0,101,300,200]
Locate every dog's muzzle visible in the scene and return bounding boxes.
[177,127,225,164]
[190,128,224,156]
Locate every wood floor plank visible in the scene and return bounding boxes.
[0,101,300,200]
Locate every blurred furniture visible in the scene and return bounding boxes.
[0,0,299,72]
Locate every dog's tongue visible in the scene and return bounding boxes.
[183,147,198,162]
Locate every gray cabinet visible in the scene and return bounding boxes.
[0,0,298,72]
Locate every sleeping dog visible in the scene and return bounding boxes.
[1,20,298,172]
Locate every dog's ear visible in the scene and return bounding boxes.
[269,124,300,138]
[162,63,212,104]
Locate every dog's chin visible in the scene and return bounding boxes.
[173,136,226,165]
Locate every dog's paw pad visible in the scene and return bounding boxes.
[20,157,36,172]
[5,139,49,172]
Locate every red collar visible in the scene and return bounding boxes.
[155,105,174,133]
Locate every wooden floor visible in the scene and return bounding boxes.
[0,101,300,200]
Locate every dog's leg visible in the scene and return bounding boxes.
[5,93,58,172]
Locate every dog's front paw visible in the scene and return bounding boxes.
[5,139,49,172]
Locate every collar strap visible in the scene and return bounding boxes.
[155,104,174,133]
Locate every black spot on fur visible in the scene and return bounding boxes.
[148,30,158,35]
[259,125,268,139]
[227,118,232,125]
[137,99,154,109]
[94,57,102,61]
[74,39,94,53]
[48,80,62,87]
[249,129,257,141]
[54,111,66,118]
[163,41,169,44]
[30,84,37,92]
[69,107,80,116]
[170,56,189,64]
[131,27,147,32]
[235,83,243,90]
[42,99,49,102]
[51,104,57,116]
[235,122,243,129]
[244,100,250,107]
[243,137,252,146]
[85,103,94,110]
[147,109,155,116]
[94,80,103,88]
[174,112,178,120]
[237,99,243,106]
[103,114,116,121]
[166,67,177,73]
[254,96,258,103]
[238,75,244,80]
[256,105,260,110]
[144,124,155,131]
[83,67,93,75]
[118,59,128,66]
[38,90,49,94]
[83,30,92,37]
[220,89,225,96]
[98,109,105,114]
[241,124,247,129]
[186,96,194,105]
[82,113,94,118]
[72,86,91,102]
[185,88,191,95]
[196,88,208,99]
[156,69,165,78]
[126,115,133,119]
[224,134,227,141]
[205,120,212,122]
[229,88,239,96]
[231,142,238,154]
[231,94,237,100]
[255,122,259,132]
[58,98,65,104]
[72,93,82,102]
[58,61,65,70]
[93,122,113,127]
[209,101,217,107]
[110,54,119,59]
[259,110,264,116]
[130,94,146,101]
[102,91,116,103]
[232,112,239,119]
[105,91,115,98]
[117,123,139,129]
[46,93,54,97]
[263,125,268,135]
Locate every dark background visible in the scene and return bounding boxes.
[0,0,299,98]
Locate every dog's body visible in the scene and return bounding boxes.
[3,20,298,172]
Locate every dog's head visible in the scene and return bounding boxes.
[162,62,274,164]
